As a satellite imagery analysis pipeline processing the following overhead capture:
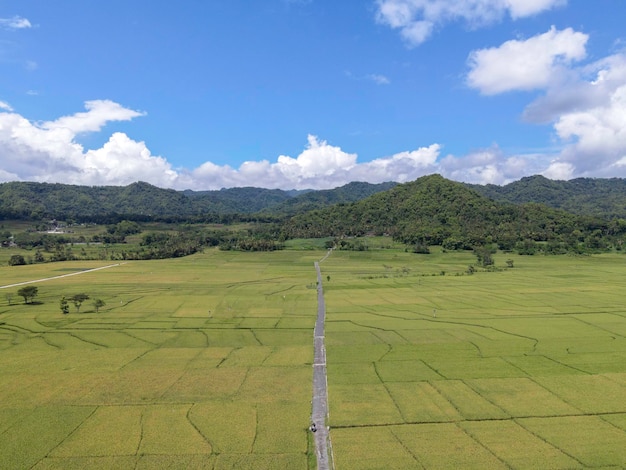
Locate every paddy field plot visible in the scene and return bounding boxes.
[4,246,626,469]
[0,250,319,469]
[320,249,626,469]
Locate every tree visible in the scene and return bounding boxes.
[70,293,90,312]
[5,293,14,305]
[92,298,105,313]
[60,296,69,314]
[17,286,38,304]
[474,246,494,267]
[8,254,26,266]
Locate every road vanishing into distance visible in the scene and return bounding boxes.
[312,252,334,470]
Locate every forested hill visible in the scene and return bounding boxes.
[467,175,626,218]
[283,174,619,250]
[0,180,395,221]
[258,181,398,215]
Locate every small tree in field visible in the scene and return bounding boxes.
[70,293,90,313]
[92,298,105,313]
[5,293,14,305]
[474,246,494,267]
[17,286,38,304]
[60,296,69,314]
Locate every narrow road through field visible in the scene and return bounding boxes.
[312,252,334,470]
[0,263,125,289]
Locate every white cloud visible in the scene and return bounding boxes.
[436,146,551,185]
[467,27,588,95]
[42,100,145,134]
[0,16,32,30]
[346,71,391,85]
[0,101,449,190]
[0,101,172,187]
[466,26,626,180]
[367,74,391,85]
[1,81,625,192]
[375,0,566,46]
[549,82,626,177]
[0,97,572,190]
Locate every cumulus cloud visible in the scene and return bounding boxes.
[42,100,146,134]
[550,81,626,177]
[2,81,625,191]
[375,0,566,46]
[0,100,175,187]
[0,98,575,190]
[0,101,452,189]
[464,22,626,179]
[467,27,588,95]
[465,25,626,180]
[0,16,32,30]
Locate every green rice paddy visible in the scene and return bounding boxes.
[2,245,626,468]
[322,248,626,469]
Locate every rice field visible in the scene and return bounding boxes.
[0,249,318,469]
[322,248,626,469]
[2,244,626,468]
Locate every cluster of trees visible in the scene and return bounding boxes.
[59,294,105,314]
[5,287,105,314]
[10,286,39,304]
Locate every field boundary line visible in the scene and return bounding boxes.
[0,263,126,289]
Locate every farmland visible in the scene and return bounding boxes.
[0,249,319,469]
[322,249,626,469]
[2,244,626,468]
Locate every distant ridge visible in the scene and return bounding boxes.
[467,175,626,218]
[2,175,626,222]
[0,180,396,220]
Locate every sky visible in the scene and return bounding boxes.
[1,0,625,190]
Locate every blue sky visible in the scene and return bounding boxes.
[1,0,626,190]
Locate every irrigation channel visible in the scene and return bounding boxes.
[311,250,334,470]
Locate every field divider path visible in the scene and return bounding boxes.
[0,263,126,289]
[312,251,334,470]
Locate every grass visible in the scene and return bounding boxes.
[3,244,626,468]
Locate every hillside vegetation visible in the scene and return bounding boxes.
[0,180,395,221]
[468,175,626,218]
[2,174,626,259]
[284,175,624,253]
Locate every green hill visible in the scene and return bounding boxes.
[468,175,626,218]
[284,174,610,251]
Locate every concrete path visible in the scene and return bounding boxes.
[311,257,334,470]
[0,263,125,289]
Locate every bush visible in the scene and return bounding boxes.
[8,254,26,266]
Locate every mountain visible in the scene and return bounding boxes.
[283,174,598,249]
[467,175,626,218]
[259,181,397,215]
[0,180,396,221]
